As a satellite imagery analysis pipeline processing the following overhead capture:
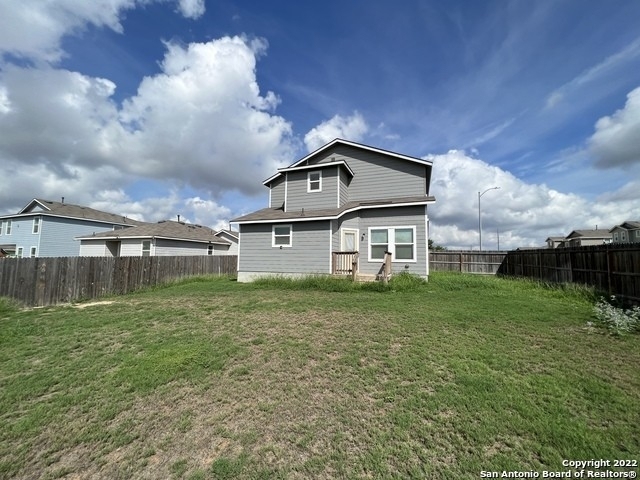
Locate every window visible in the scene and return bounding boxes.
[369,227,416,262]
[636,230,640,239]
[272,224,292,247]
[33,217,40,234]
[17,247,23,258]
[0,221,3,236]
[142,240,151,256]
[5,220,11,235]
[307,171,322,192]
[613,232,618,242]
[621,231,627,241]
[207,245,213,256]
[30,247,37,258]
[394,228,415,260]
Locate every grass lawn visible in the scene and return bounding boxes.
[0,273,638,479]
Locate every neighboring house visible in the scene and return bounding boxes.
[231,138,436,282]
[214,229,239,255]
[610,221,640,244]
[77,220,232,256]
[565,229,612,247]
[0,198,144,257]
[545,236,565,248]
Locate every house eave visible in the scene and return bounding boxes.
[232,198,436,225]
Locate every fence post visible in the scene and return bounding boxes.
[459,252,463,272]
[606,248,612,297]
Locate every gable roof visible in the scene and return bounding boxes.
[6,198,145,226]
[566,229,612,239]
[263,160,354,186]
[76,220,230,244]
[232,194,435,224]
[263,138,432,185]
[215,229,239,240]
[610,221,640,232]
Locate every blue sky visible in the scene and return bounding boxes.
[1,0,639,249]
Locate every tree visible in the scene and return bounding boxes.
[428,239,447,251]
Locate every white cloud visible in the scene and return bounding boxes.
[177,0,205,19]
[0,0,206,64]
[427,150,640,250]
[589,86,640,168]
[304,112,368,152]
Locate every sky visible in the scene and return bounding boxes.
[1,0,639,250]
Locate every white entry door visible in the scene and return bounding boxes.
[341,229,358,252]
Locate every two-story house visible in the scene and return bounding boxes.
[231,138,436,282]
[0,198,144,257]
[610,221,640,244]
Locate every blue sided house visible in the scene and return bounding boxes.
[0,198,145,257]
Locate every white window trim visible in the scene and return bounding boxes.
[307,170,322,193]
[636,230,640,238]
[621,231,627,241]
[613,232,618,242]
[272,224,292,248]
[141,240,152,256]
[368,226,417,263]
[30,246,37,258]
[17,247,23,258]
[33,217,40,234]
[0,220,3,236]
[5,219,12,235]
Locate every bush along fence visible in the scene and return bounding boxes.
[498,244,640,305]
[0,255,238,307]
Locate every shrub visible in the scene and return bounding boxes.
[592,296,640,336]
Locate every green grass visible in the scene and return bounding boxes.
[0,273,637,479]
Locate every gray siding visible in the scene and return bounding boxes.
[239,221,330,274]
[269,176,286,209]
[155,239,211,256]
[333,205,428,277]
[339,168,350,206]
[307,144,429,201]
[285,168,338,212]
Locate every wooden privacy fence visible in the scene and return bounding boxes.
[0,255,238,307]
[429,250,506,274]
[498,245,640,304]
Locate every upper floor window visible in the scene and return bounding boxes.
[621,231,627,241]
[0,221,2,236]
[307,171,322,192]
[613,232,619,242]
[207,245,213,256]
[33,217,40,234]
[142,240,151,256]
[636,230,640,239]
[273,224,292,247]
[5,220,12,235]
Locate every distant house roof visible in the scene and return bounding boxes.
[566,229,612,239]
[545,236,565,242]
[76,220,230,244]
[2,198,145,227]
[215,229,239,240]
[232,194,436,224]
[609,221,640,232]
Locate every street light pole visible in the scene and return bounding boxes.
[478,186,500,251]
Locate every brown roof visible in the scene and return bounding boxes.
[77,220,230,244]
[566,229,613,239]
[10,198,146,226]
[232,195,436,224]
